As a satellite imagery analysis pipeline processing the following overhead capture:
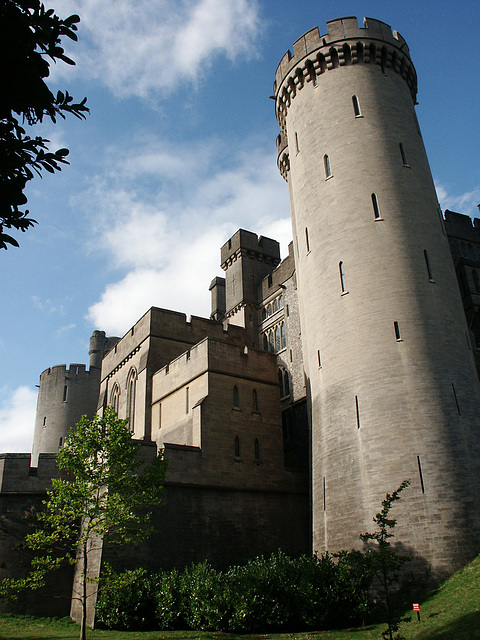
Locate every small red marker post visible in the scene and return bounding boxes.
[412,603,421,622]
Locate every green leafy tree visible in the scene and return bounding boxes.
[1,407,167,640]
[360,480,410,640]
[0,0,89,249]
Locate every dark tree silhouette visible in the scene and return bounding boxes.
[0,0,89,249]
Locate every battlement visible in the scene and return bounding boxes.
[0,453,66,493]
[39,363,97,381]
[274,16,417,133]
[220,229,281,270]
[444,210,480,244]
[101,306,249,377]
[153,336,277,403]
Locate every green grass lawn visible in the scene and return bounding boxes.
[1,555,479,640]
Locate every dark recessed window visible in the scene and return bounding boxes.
[399,143,408,166]
[324,154,332,178]
[339,261,347,293]
[352,95,361,117]
[372,193,381,220]
[394,321,401,341]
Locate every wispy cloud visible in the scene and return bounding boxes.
[48,0,262,97]
[76,137,290,335]
[436,182,480,217]
[32,296,66,316]
[0,387,37,453]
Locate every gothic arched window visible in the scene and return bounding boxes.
[110,383,120,415]
[126,368,137,433]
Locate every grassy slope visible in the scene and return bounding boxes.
[0,555,478,640]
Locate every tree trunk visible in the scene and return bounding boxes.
[79,540,88,640]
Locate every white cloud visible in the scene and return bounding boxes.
[436,182,480,217]
[0,387,37,453]
[49,0,261,97]
[80,137,290,335]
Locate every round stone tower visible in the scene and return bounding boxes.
[274,16,480,576]
[31,331,115,465]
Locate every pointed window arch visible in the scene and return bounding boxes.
[263,333,268,351]
[275,325,281,351]
[126,368,137,432]
[110,383,120,415]
[268,330,275,352]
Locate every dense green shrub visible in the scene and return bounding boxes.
[226,550,302,631]
[96,550,374,632]
[178,561,230,630]
[95,566,158,630]
[223,550,372,632]
[154,568,184,629]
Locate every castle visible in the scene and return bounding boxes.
[2,16,480,620]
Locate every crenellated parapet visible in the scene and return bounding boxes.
[274,16,417,137]
[39,363,97,383]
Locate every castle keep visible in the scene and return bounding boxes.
[1,16,480,618]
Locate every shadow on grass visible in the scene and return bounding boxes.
[413,610,480,640]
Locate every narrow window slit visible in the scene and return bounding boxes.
[323,476,326,511]
[372,193,381,220]
[324,154,332,178]
[339,261,347,293]
[417,455,425,493]
[355,395,360,429]
[399,143,408,166]
[452,383,461,415]
[394,321,401,341]
[424,250,434,282]
[352,95,361,117]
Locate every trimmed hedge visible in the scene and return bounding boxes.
[96,550,373,632]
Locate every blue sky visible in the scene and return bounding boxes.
[1,0,479,453]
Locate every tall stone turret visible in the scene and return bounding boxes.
[31,331,118,465]
[274,16,480,576]
[221,229,281,346]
